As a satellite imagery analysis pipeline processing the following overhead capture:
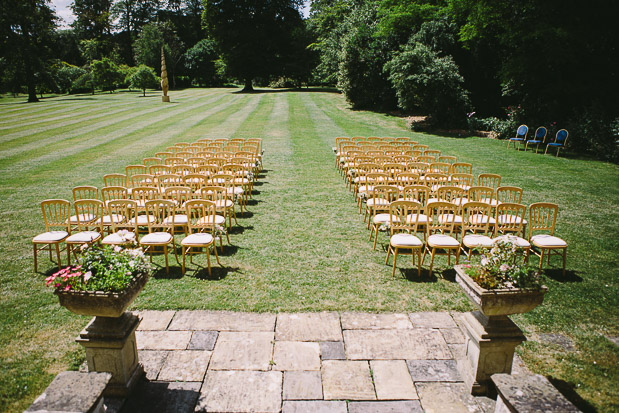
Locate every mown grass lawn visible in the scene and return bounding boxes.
[0,88,617,412]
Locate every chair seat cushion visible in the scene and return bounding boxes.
[372,213,401,225]
[181,233,214,246]
[547,143,563,147]
[33,230,69,243]
[497,214,528,226]
[197,215,226,225]
[131,215,156,226]
[141,232,172,244]
[163,214,188,225]
[492,235,530,248]
[391,233,423,247]
[479,198,499,207]
[68,214,95,224]
[66,231,101,243]
[428,234,460,248]
[531,234,567,248]
[99,214,123,225]
[102,231,136,244]
[469,214,496,225]
[437,214,463,224]
[215,200,234,208]
[463,234,494,248]
[405,214,430,224]
[366,198,390,207]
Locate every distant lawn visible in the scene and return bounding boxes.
[0,88,617,412]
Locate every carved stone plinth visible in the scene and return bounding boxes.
[458,311,526,395]
[76,312,144,397]
[162,96,170,102]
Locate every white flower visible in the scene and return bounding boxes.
[481,258,489,266]
[114,246,122,253]
[500,264,510,272]
[83,271,92,282]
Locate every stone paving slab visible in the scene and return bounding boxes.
[440,327,466,344]
[138,350,169,380]
[273,341,321,371]
[196,370,282,413]
[136,331,192,350]
[407,359,461,382]
[409,312,458,329]
[348,401,424,413]
[135,310,175,331]
[282,401,347,413]
[209,331,274,370]
[344,329,452,360]
[157,350,212,382]
[416,382,483,413]
[188,331,218,351]
[169,310,276,332]
[322,360,376,400]
[341,312,412,330]
[320,341,346,360]
[283,371,323,400]
[371,360,418,400]
[120,380,201,413]
[276,312,342,341]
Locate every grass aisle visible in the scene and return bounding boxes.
[0,89,616,412]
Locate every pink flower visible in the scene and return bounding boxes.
[64,285,71,291]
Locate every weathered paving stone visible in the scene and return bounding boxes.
[492,373,579,413]
[407,360,461,382]
[440,328,466,344]
[341,313,412,330]
[276,312,342,341]
[371,360,418,400]
[409,312,457,329]
[344,329,451,360]
[196,370,282,413]
[188,331,218,351]
[169,310,276,332]
[348,401,424,413]
[283,371,323,400]
[282,401,347,413]
[209,331,274,370]
[120,381,201,413]
[138,350,169,380]
[448,344,465,360]
[416,382,483,413]
[606,336,619,346]
[322,360,376,400]
[273,341,321,371]
[320,341,346,360]
[135,310,175,331]
[511,354,532,376]
[157,350,212,382]
[136,331,192,350]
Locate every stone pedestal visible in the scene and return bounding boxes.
[76,312,144,397]
[162,95,170,102]
[458,311,526,395]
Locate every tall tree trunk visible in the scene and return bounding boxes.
[25,66,39,103]
[242,78,254,92]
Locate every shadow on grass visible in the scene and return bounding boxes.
[192,265,238,280]
[544,268,582,283]
[231,87,340,95]
[229,225,253,235]
[151,266,184,280]
[547,376,598,413]
[244,199,262,207]
[399,267,439,283]
[217,244,239,257]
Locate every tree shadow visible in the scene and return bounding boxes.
[547,376,598,413]
[231,87,340,94]
[543,268,582,283]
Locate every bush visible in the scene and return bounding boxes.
[54,62,87,94]
[567,105,619,162]
[129,65,159,96]
[386,41,470,127]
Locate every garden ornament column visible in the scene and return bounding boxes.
[161,46,170,102]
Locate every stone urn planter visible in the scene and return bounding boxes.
[454,264,547,395]
[54,272,149,397]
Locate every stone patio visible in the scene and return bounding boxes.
[102,310,524,413]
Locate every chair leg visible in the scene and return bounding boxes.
[182,247,186,274]
[372,227,380,250]
[55,243,62,270]
[164,245,169,274]
[385,245,391,265]
[562,248,566,276]
[417,250,422,277]
[33,244,38,272]
[429,249,436,277]
[206,246,212,276]
[392,248,398,278]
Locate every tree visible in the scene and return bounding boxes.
[129,64,159,95]
[203,0,304,92]
[91,57,123,92]
[0,0,58,102]
[71,0,112,39]
[111,0,160,64]
[184,38,219,86]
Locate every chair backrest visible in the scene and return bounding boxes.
[400,185,429,206]
[478,173,501,190]
[164,186,193,211]
[417,155,436,164]
[107,199,139,234]
[435,186,467,204]
[104,173,127,188]
[407,162,429,175]
[495,202,527,235]
[534,126,547,140]
[149,164,171,176]
[154,151,173,160]
[528,202,558,237]
[394,172,420,187]
[131,174,155,189]
[72,185,98,201]
[144,199,176,232]
[496,186,523,204]
[461,201,493,236]
[452,162,473,175]
[412,144,429,152]
[172,164,195,176]
[383,163,405,181]
[516,124,528,138]
[424,149,441,160]
[196,186,227,203]
[451,173,474,190]
[438,155,457,165]
[126,165,147,179]
[426,201,458,235]
[389,200,423,235]
[164,156,185,166]
[157,174,183,192]
[429,162,451,175]
[197,165,219,177]
[467,186,495,203]
[424,173,449,192]
[183,174,208,193]
[40,199,71,232]
[369,185,399,211]
[101,186,128,206]
[73,199,104,232]
[555,129,569,144]
[143,157,162,167]
[131,186,159,206]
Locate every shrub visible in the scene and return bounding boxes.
[129,65,159,96]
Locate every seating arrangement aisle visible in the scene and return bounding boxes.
[333,136,568,277]
[33,138,264,275]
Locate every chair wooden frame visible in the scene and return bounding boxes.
[423,201,461,277]
[33,199,71,272]
[385,200,424,277]
[528,202,567,276]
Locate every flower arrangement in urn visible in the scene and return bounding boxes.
[46,239,151,293]
[464,236,543,290]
